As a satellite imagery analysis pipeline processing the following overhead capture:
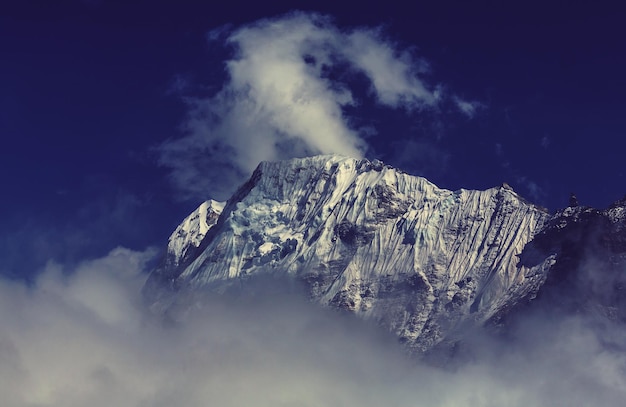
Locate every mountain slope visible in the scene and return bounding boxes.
[510,197,626,321]
[144,155,555,352]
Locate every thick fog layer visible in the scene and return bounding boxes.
[1,247,625,406]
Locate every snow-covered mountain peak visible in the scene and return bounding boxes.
[146,154,554,353]
[166,199,225,266]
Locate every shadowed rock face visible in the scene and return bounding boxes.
[144,155,556,353]
[510,197,626,321]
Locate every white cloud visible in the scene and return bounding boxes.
[516,175,544,201]
[1,248,626,406]
[0,248,155,406]
[454,95,484,118]
[343,29,436,108]
[158,12,445,201]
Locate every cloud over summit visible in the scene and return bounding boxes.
[158,12,473,201]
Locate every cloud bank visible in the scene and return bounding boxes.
[1,248,626,406]
[158,12,478,201]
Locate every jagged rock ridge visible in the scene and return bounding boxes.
[144,155,556,353]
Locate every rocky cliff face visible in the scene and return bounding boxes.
[144,155,555,353]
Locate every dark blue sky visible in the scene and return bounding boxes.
[2,0,625,278]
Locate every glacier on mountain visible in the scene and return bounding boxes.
[144,155,556,352]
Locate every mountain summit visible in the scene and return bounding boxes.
[145,155,554,351]
[145,155,575,353]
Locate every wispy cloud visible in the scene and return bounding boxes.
[453,96,484,118]
[516,175,544,201]
[158,12,471,201]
